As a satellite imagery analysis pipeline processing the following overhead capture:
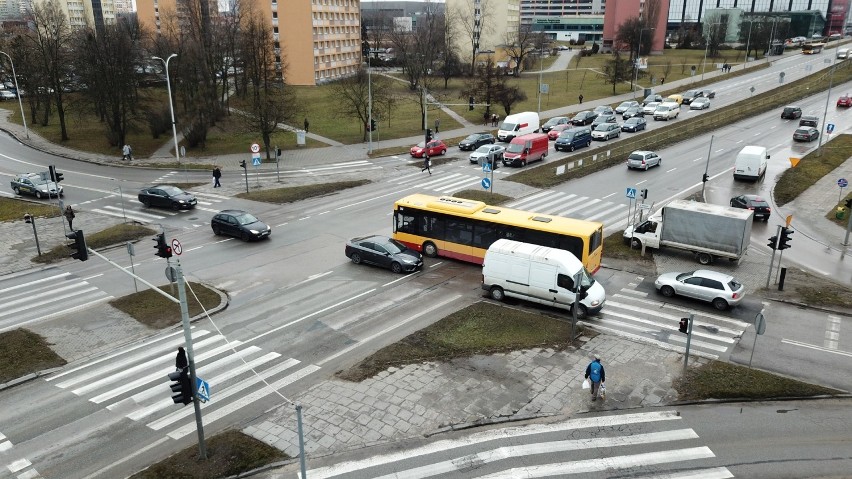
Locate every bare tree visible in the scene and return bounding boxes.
[493,84,526,116]
[703,13,729,58]
[599,52,633,95]
[461,57,502,118]
[329,67,391,142]
[438,13,462,88]
[503,24,547,76]
[450,0,495,74]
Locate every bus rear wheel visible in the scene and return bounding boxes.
[422,242,438,258]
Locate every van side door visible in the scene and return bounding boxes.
[529,262,561,308]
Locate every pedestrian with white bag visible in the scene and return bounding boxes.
[584,355,606,401]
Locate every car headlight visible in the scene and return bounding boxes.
[178,200,186,203]
[588,299,601,307]
[250,229,260,234]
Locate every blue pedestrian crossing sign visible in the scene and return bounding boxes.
[827,123,835,134]
[626,187,637,199]
[482,162,492,173]
[195,376,210,403]
[481,177,491,190]
[252,155,262,166]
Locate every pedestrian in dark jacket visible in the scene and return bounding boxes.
[584,356,605,401]
[64,205,75,230]
[579,94,584,104]
[421,153,432,175]
[434,118,440,134]
[175,346,188,370]
[304,117,310,133]
[212,167,221,187]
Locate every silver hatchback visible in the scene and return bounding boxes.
[655,269,745,310]
[626,150,661,170]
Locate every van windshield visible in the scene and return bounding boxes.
[506,142,525,153]
[500,122,518,131]
[579,269,595,287]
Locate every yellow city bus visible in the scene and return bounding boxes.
[392,194,604,273]
[802,42,824,54]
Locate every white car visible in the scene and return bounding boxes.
[655,269,745,310]
[642,101,660,115]
[469,144,505,165]
[591,123,621,141]
[0,90,16,101]
[653,103,680,121]
[690,97,711,110]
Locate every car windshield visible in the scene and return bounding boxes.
[558,131,573,138]
[676,272,694,281]
[594,124,611,131]
[506,143,524,153]
[499,122,518,131]
[475,145,491,153]
[646,102,659,108]
[31,177,53,186]
[463,135,480,142]
[627,119,640,124]
[543,118,561,126]
[160,186,184,196]
[414,141,425,148]
[235,213,260,225]
[383,238,408,254]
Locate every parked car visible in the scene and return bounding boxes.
[0,90,16,101]
[571,110,597,125]
[591,113,618,127]
[793,126,819,142]
[547,123,572,140]
[469,144,505,165]
[689,97,711,110]
[642,101,660,115]
[554,127,593,152]
[681,90,700,105]
[729,194,771,221]
[653,103,680,121]
[615,100,640,114]
[799,115,819,127]
[410,139,448,158]
[655,270,745,310]
[211,209,271,241]
[593,105,615,116]
[591,123,621,140]
[621,117,647,132]
[781,105,802,119]
[642,94,663,105]
[626,150,661,170]
[699,89,716,99]
[345,235,423,273]
[540,116,571,133]
[666,94,684,105]
[458,132,495,151]
[138,185,197,210]
[10,173,63,199]
[622,106,645,119]
[837,95,852,107]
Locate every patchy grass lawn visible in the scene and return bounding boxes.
[825,192,852,228]
[236,180,371,204]
[336,302,586,382]
[129,430,287,479]
[0,197,61,223]
[452,189,513,204]
[775,135,852,206]
[759,266,852,310]
[109,282,222,329]
[675,361,841,401]
[0,329,66,383]
[32,224,156,264]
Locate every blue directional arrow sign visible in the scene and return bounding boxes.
[481,177,491,190]
[827,123,835,134]
[195,376,210,403]
[626,187,637,199]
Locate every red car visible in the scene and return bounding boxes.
[837,95,852,107]
[547,124,572,140]
[410,139,447,158]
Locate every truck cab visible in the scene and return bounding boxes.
[623,218,660,248]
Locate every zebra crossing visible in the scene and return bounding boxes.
[300,410,733,479]
[506,191,630,227]
[89,190,228,224]
[586,286,750,360]
[0,270,113,333]
[44,328,318,440]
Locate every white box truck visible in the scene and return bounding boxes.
[733,145,769,181]
[623,200,753,265]
[482,239,605,319]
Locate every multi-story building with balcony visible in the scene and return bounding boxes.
[520,0,605,25]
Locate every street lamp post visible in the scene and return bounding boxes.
[701,22,723,81]
[744,20,754,62]
[152,54,180,172]
[537,47,544,114]
[367,54,373,154]
[0,51,29,139]
[633,28,653,98]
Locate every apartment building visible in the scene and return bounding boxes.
[136,0,363,86]
[520,0,605,25]
[1,0,118,29]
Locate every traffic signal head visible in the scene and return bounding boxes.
[239,159,247,169]
[678,318,689,334]
[153,233,172,258]
[767,235,778,250]
[639,188,648,200]
[469,96,475,111]
[168,369,193,405]
[24,213,32,224]
[370,119,377,132]
[66,230,88,261]
[702,173,709,183]
[845,198,852,209]
[49,165,57,182]
[425,128,433,142]
[778,227,793,250]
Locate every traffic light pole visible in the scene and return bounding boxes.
[683,314,694,372]
[766,225,781,288]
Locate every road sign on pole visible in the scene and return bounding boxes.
[250,143,260,153]
[626,187,637,199]
[171,238,183,256]
[481,177,491,190]
[827,123,836,134]
[838,178,848,188]
[195,376,210,402]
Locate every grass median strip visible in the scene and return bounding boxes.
[32,224,157,264]
[675,361,841,401]
[109,282,222,329]
[0,329,66,383]
[236,180,371,203]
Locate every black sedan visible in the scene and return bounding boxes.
[211,209,271,241]
[458,132,495,151]
[138,185,197,210]
[571,111,597,125]
[730,194,771,221]
[345,235,423,273]
[793,127,819,142]
[621,117,647,132]
[622,106,644,119]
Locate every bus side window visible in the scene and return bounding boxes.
[396,212,416,234]
[472,222,497,249]
[557,274,574,290]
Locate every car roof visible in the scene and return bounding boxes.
[740,194,765,200]
[217,209,247,215]
[692,269,736,282]
[631,150,654,155]
[352,234,389,243]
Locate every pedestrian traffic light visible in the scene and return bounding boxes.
[425,128,433,143]
[639,188,648,200]
[778,227,793,250]
[767,234,778,250]
[678,317,689,334]
[702,173,709,183]
[168,369,193,405]
[66,230,88,261]
[370,119,377,132]
[469,96,475,111]
[239,159,247,169]
[153,232,172,258]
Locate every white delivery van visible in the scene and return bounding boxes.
[482,239,605,318]
[733,145,769,181]
[837,48,849,60]
[497,111,540,142]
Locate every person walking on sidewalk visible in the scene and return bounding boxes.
[434,117,440,134]
[584,355,605,401]
[578,94,584,104]
[122,144,132,161]
[212,166,222,187]
[421,153,432,175]
[304,118,310,133]
[64,205,75,230]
